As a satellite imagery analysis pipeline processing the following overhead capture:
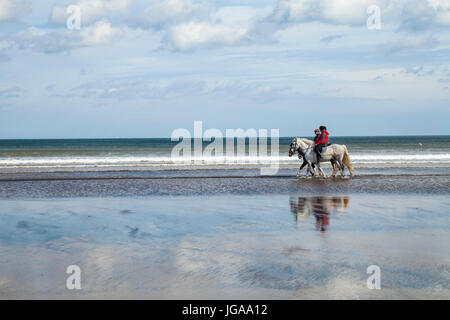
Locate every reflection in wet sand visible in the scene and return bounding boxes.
[0,195,449,299]
[289,196,350,232]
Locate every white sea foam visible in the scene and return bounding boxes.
[0,153,449,170]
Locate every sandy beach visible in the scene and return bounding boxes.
[0,169,449,299]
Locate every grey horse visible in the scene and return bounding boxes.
[288,137,354,178]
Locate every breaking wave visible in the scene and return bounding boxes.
[0,153,449,171]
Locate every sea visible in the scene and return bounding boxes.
[0,136,449,175]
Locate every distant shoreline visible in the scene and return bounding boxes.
[1,134,450,141]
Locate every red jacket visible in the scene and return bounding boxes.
[316,130,329,144]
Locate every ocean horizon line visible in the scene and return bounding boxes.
[1,134,450,141]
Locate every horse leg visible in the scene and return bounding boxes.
[318,165,327,178]
[338,159,345,177]
[332,157,344,177]
[296,166,302,178]
[315,162,326,177]
[331,159,337,178]
[311,163,317,177]
[296,160,307,178]
[307,161,316,177]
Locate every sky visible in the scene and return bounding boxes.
[0,0,450,138]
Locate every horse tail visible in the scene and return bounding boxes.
[342,145,354,175]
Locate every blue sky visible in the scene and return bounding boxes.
[1,0,450,138]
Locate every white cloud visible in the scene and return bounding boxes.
[4,0,450,55]
[40,0,450,53]
[14,27,80,53]
[81,19,124,45]
[398,0,450,31]
[0,0,30,22]
[427,0,450,26]
[154,3,270,51]
[135,0,211,29]
[14,20,124,53]
[163,21,247,51]
[268,0,389,26]
[211,5,272,27]
[50,0,131,25]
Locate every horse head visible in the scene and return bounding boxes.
[288,138,298,157]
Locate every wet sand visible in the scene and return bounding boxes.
[0,172,449,198]
[0,191,449,299]
[1,166,449,299]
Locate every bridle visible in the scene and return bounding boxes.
[289,138,311,158]
[289,141,296,156]
[289,139,306,158]
[289,138,297,156]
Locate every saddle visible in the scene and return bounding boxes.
[322,142,332,153]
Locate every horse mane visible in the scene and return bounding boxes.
[299,138,314,146]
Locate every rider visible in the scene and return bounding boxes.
[313,128,320,143]
[314,126,329,162]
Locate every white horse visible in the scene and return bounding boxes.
[288,141,337,178]
[288,137,354,178]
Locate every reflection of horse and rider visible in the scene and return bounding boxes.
[289,196,350,232]
[288,125,354,178]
